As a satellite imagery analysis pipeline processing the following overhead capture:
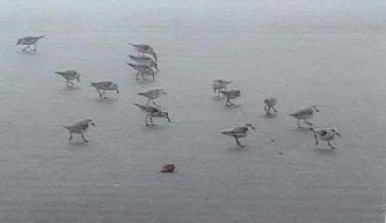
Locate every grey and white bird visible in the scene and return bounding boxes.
[64,119,95,142]
[221,123,256,148]
[289,105,320,128]
[129,43,158,62]
[55,70,81,87]
[90,81,119,98]
[16,35,44,51]
[310,127,342,150]
[212,79,231,96]
[129,55,159,72]
[134,103,171,126]
[127,63,156,81]
[137,89,166,106]
[219,90,241,106]
[263,97,278,115]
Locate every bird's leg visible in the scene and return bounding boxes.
[267,106,272,114]
[272,106,278,113]
[314,134,319,145]
[81,134,89,142]
[264,106,269,114]
[328,141,336,150]
[297,119,300,128]
[146,99,151,105]
[145,115,150,126]
[234,137,245,148]
[103,91,106,98]
[33,43,37,51]
[69,133,73,141]
[97,90,102,98]
[116,89,119,94]
[150,117,155,126]
[225,98,231,106]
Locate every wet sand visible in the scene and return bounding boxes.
[0,1,385,222]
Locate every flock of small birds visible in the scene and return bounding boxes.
[15,35,343,172]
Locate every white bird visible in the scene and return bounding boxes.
[221,123,256,148]
[219,90,241,106]
[55,70,81,87]
[129,55,159,72]
[16,35,44,51]
[134,103,171,126]
[310,127,342,150]
[212,79,231,96]
[289,105,320,128]
[137,89,166,106]
[64,119,95,142]
[129,43,158,62]
[90,81,119,98]
[263,97,278,115]
[127,63,156,81]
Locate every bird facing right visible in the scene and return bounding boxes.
[310,127,342,150]
[55,70,81,87]
[64,119,95,142]
[134,103,171,126]
[263,97,278,115]
[16,36,44,51]
[289,105,320,128]
[221,123,256,148]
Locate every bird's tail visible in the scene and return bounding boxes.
[134,103,141,107]
[64,126,71,130]
[127,63,135,67]
[37,35,45,39]
[137,92,145,96]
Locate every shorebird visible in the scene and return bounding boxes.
[127,63,156,81]
[134,103,171,126]
[64,119,95,142]
[129,43,158,62]
[219,90,241,106]
[161,164,175,173]
[263,97,278,115]
[55,70,80,87]
[289,105,320,128]
[212,79,231,96]
[90,81,119,98]
[137,89,166,106]
[16,36,44,51]
[221,123,256,148]
[310,127,342,150]
[129,55,159,72]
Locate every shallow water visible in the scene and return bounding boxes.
[0,1,385,222]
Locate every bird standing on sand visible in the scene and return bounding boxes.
[220,90,241,106]
[55,70,81,87]
[90,81,119,98]
[310,127,342,150]
[289,105,320,128]
[137,89,166,106]
[64,119,95,142]
[129,43,158,62]
[221,123,256,148]
[134,103,171,126]
[129,55,159,72]
[212,80,231,96]
[16,36,44,51]
[263,97,278,115]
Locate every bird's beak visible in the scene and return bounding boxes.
[336,132,342,137]
[315,108,320,112]
[251,126,256,131]
[91,122,96,126]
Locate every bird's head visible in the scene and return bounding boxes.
[161,112,171,122]
[245,123,256,131]
[331,128,341,137]
[86,119,96,126]
[312,105,320,112]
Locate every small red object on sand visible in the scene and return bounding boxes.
[161,164,175,173]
